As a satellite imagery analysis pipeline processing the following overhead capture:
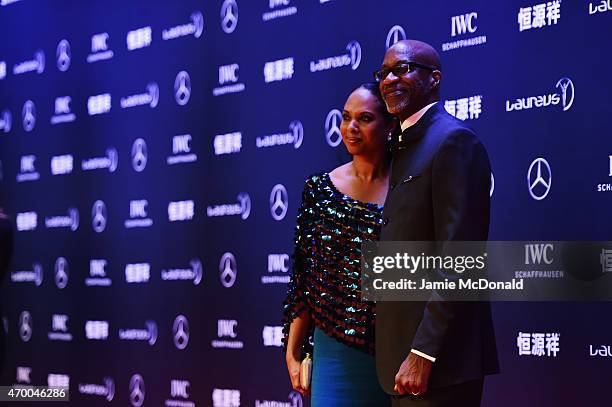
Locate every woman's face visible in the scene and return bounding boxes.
[340,88,392,157]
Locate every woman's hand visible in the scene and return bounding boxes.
[286,353,310,396]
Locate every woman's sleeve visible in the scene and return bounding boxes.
[281,176,315,351]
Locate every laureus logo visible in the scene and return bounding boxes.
[0,109,12,133]
[192,11,205,37]
[506,77,575,112]
[555,77,575,112]
[346,41,362,70]
[238,193,251,220]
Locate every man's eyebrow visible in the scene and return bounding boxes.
[381,59,410,67]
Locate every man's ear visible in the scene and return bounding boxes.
[431,70,442,90]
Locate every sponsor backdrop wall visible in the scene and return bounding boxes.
[0,0,611,406]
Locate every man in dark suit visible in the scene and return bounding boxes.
[0,208,12,279]
[374,40,499,406]
[0,207,13,372]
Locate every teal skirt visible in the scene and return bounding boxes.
[311,328,390,407]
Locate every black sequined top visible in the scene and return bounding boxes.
[282,172,383,355]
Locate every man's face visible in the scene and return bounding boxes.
[378,45,432,120]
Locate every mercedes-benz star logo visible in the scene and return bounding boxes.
[220,0,238,34]
[19,311,32,342]
[129,374,145,407]
[191,259,203,286]
[92,200,108,233]
[174,71,191,106]
[22,100,36,132]
[386,25,406,49]
[527,157,552,201]
[270,184,289,221]
[173,315,190,350]
[556,77,575,112]
[54,257,69,289]
[219,252,237,288]
[346,41,362,71]
[289,120,304,149]
[237,193,251,220]
[131,138,148,172]
[192,11,204,38]
[56,39,71,72]
[325,109,343,147]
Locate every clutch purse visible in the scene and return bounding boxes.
[300,353,312,390]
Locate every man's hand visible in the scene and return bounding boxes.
[394,352,433,397]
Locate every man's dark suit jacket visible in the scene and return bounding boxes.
[0,214,14,371]
[376,102,499,393]
[0,215,13,279]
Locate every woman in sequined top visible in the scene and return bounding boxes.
[283,83,398,406]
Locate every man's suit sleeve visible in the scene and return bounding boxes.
[0,217,14,280]
[410,129,491,359]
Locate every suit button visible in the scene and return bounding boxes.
[389,182,396,191]
[383,218,389,226]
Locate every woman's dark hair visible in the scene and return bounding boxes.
[357,82,395,122]
[357,82,400,144]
